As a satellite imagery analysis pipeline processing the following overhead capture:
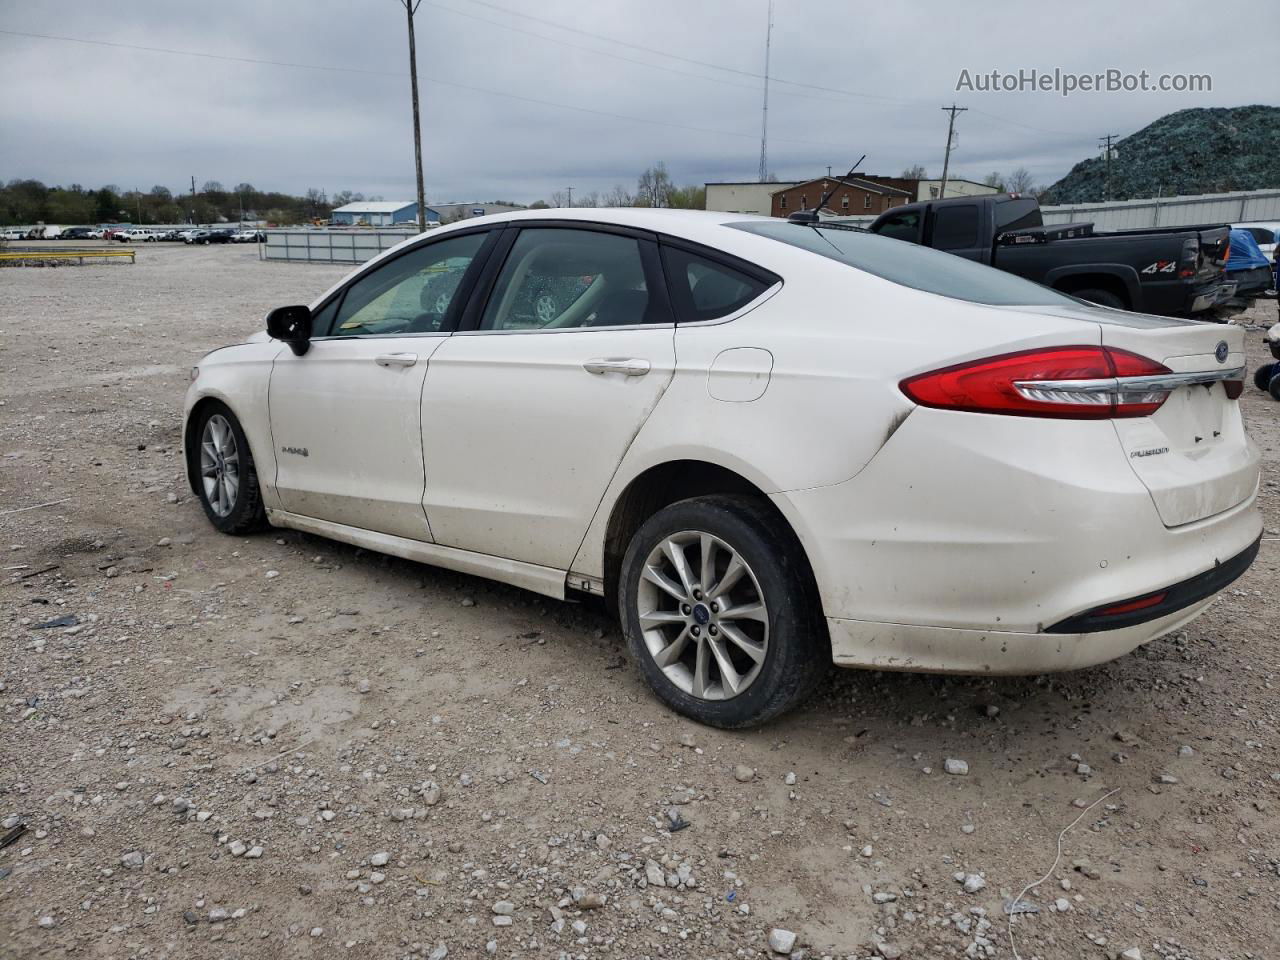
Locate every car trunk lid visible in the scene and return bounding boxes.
[1022,305,1256,526]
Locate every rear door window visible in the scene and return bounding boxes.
[930,204,979,250]
[660,246,776,323]
[872,210,922,243]
[994,198,1042,232]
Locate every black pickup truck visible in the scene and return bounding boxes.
[867,194,1234,317]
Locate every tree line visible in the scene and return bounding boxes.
[529,163,705,211]
[0,166,708,227]
[0,179,340,227]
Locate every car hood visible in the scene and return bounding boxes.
[244,329,271,344]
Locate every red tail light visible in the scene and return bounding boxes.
[900,346,1173,419]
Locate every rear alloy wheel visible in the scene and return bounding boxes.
[1255,362,1275,392]
[619,495,828,728]
[194,405,266,534]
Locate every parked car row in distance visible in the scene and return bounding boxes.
[0,225,266,243]
[112,227,264,244]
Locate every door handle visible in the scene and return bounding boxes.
[375,353,418,368]
[583,357,650,376]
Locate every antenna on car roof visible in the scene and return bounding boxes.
[788,155,866,225]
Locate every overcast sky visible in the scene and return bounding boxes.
[1,0,1275,204]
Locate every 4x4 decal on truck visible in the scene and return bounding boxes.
[1140,260,1177,275]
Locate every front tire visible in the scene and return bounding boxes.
[193,404,266,534]
[618,495,829,728]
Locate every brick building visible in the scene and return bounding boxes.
[770,176,913,218]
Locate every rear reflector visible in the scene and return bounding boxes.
[1093,592,1167,616]
[900,346,1172,419]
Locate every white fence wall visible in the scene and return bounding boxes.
[261,228,421,264]
[1040,189,1280,230]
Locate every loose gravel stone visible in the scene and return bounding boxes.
[768,927,797,954]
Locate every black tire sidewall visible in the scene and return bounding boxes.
[618,496,827,729]
[1255,362,1276,392]
[194,403,263,534]
[1269,371,1280,402]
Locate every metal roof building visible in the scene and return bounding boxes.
[330,201,435,226]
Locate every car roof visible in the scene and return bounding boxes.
[452,206,761,235]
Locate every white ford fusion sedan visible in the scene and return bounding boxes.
[184,208,1262,727]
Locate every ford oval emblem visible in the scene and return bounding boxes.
[1215,340,1229,363]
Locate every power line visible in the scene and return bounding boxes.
[448,0,1087,134]
[0,22,1087,159]
[424,1,766,96]
[0,28,847,149]
[454,0,911,104]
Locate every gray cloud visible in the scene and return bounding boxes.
[1,0,1274,203]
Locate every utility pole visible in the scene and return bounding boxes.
[1098,134,1118,201]
[190,175,197,225]
[398,0,427,232]
[938,104,967,200]
[566,186,574,207]
[757,0,773,181]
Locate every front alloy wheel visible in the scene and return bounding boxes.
[192,403,266,534]
[620,495,829,728]
[200,414,241,518]
[637,532,769,700]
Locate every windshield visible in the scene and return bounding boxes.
[728,220,1079,307]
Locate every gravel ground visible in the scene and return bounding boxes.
[1,242,1278,960]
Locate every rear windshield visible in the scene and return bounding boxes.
[728,220,1078,307]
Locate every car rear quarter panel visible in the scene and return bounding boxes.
[570,255,1110,582]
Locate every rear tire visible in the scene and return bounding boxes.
[1269,372,1280,402]
[192,403,267,534]
[618,495,829,729]
[1255,363,1276,392]
[1073,288,1125,310]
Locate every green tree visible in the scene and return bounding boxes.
[93,187,119,222]
[668,184,705,210]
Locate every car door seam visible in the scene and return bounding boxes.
[566,324,678,584]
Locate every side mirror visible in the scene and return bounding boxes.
[266,305,313,356]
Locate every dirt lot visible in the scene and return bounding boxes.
[1,242,1277,960]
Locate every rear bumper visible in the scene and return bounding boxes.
[1189,280,1237,313]
[1047,536,1258,632]
[827,600,1213,675]
[774,407,1262,665]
